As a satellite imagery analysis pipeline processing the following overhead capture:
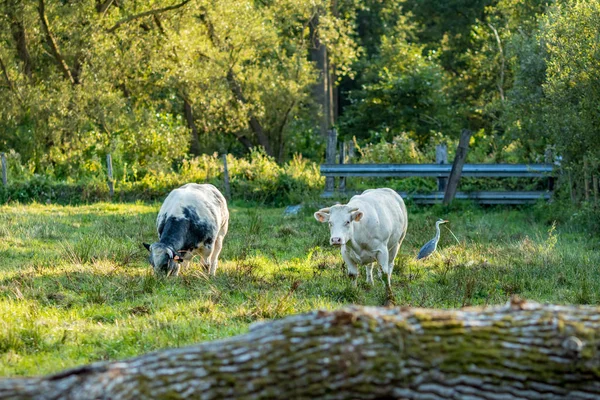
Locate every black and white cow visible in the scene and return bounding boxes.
[143,183,229,277]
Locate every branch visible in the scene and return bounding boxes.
[0,55,17,94]
[488,22,505,102]
[107,0,191,33]
[197,9,272,155]
[38,0,76,85]
[2,300,600,399]
[96,0,114,15]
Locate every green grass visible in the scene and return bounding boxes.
[1,201,599,377]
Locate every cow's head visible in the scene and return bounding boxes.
[143,242,184,276]
[314,205,363,247]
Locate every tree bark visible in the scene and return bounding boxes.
[183,97,201,156]
[443,129,473,205]
[3,300,600,399]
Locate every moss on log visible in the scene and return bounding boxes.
[2,300,600,399]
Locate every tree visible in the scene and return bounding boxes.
[2,300,600,399]
[341,20,454,146]
[541,0,600,174]
[0,0,357,177]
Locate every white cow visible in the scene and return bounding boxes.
[144,183,229,276]
[314,188,408,289]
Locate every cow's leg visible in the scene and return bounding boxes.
[341,250,359,286]
[170,263,181,277]
[200,246,213,273]
[208,234,225,276]
[376,246,392,289]
[388,243,400,277]
[366,263,375,285]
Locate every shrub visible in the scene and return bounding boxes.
[0,149,323,206]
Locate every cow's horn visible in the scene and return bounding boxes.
[349,207,360,212]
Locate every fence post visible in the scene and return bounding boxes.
[584,158,590,202]
[436,144,448,192]
[443,129,472,206]
[338,141,346,192]
[1,153,7,187]
[222,154,231,202]
[106,153,114,197]
[545,148,555,192]
[593,175,598,207]
[325,128,337,194]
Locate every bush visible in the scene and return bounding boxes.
[0,149,323,206]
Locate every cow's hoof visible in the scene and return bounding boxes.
[383,289,397,306]
[348,274,358,287]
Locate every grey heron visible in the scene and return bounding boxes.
[416,219,449,260]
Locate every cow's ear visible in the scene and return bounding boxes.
[143,243,151,251]
[314,211,330,223]
[173,255,184,263]
[351,210,364,222]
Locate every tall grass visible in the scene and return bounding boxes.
[0,149,323,205]
[0,202,599,376]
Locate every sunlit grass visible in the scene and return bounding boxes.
[0,201,599,376]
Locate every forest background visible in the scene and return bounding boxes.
[0,0,599,213]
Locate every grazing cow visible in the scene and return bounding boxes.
[143,183,229,277]
[314,188,408,289]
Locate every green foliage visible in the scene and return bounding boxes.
[0,150,323,206]
[1,202,599,376]
[0,0,361,172]
[542,0,600,169]
[356,135,426,164]
[341,28,455,145]
[0,0,598,204]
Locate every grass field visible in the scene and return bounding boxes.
[1,200,599,377]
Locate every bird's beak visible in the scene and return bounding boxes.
[443,220,449,223]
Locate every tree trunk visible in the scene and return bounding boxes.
[7,1,33,80]
[226,69,273,155]
[2,300,600,399]
[309,13,330,137]
[183,97,201,156]
[443,129,473,205]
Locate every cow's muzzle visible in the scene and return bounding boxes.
[330,237,343,246]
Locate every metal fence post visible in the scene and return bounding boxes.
[222,154,231,202]
[338,141,346,192]
[436,144,448,192]
[545,148,555,192]
[1,153,7,187]
[106,154,114,197]
[325,128,337,194]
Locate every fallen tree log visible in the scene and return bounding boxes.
[2,299,600,399]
